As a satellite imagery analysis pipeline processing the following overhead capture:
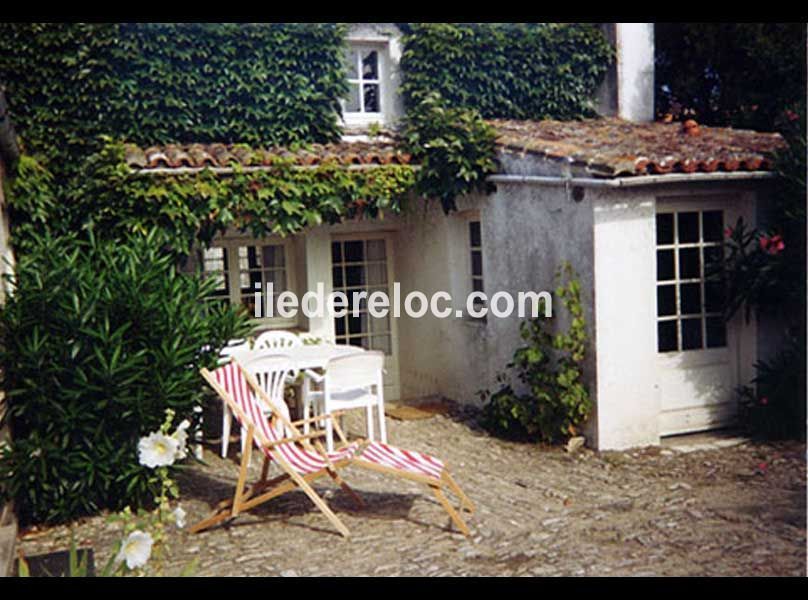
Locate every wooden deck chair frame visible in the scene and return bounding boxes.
[191,358,364,538]
[321,405,476,537]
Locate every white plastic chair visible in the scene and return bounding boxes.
[254,330,302,351]
[218,332,302,458]
[305,350,387,452]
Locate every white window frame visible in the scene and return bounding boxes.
[341,40,388,128]
[203,236,298,329]
[655,206,727,354]
[330,233,395,355]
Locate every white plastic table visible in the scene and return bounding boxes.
[223,342,365,371]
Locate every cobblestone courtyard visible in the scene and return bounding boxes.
[18,405,807,576]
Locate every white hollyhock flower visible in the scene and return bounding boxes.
[138,432,180,468]
[173,506,187,529]
[117,530,153,570]
[172,419,191,459]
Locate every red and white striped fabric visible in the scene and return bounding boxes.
[357,441,445,480]
[211,362,359,474]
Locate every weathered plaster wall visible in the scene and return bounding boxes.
[393,183,597,414]
[615,23,655,123]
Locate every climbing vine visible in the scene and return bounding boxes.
[400,23,613,120]
[7,140,418,254]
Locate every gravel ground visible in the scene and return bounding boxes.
[17,405,807,576]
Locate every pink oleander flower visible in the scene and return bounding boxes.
[760,397,769,406]
[759,234,785,256]
[724,226,734,239]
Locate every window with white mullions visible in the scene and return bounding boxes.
[237,245,287,318]
[331,238,392,355]
[469,220,485,310]
[343,45,382,115]
[200,240,293,325]
[201,246,230,307]
[656,210,727,353]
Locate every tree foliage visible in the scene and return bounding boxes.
[655,23,807,131]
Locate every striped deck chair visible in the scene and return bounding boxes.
[192,356,363,537]
[194,358,475,537]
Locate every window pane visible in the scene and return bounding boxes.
[706,316,727,348]
[367,263,387,285]
[680,283,702,315]
[471,250,483,277]
[657,249,675,281]
[345,84,361,112]
[658,321,678,352]
[656,213,674,245]
[678,212,699,243]
[472,278,484,294]
[681,318,703,350]
[704,280,725,313]
[262,245,284,268]
[344,241,364,262]
[335,316,346,337]
[469,221,482,248]
[348,313,367,335]
[361,50,378,79]
[367,239,386,261]
[345,265,365,287]
[703,211,723,242]
[657,285,676,317]
[679,247,701,279]
[703,245,724,274]
[369,313,390,335]
[332,266,343,288]
[331,242,342,263]
[363,83,380,112]
[344,49,358,79]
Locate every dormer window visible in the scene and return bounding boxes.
[342,42,387,127]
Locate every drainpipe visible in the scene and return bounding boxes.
[487,171,777,188]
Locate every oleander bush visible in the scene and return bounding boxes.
[0,229,250,524]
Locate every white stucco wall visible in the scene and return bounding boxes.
[591,188,659,448]
[615,23,655,122]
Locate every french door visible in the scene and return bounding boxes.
[331,234,400,400]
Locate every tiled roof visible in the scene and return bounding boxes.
[489,118,786,177]
[124,139,413,171]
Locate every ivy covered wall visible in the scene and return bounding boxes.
[0,23,348,169]
[399,23,613,121]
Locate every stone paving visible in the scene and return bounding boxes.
[17,405,807,576]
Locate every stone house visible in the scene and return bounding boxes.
[122,23,785,450]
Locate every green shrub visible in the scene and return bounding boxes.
[400,23,613,120]
[0,229,250,525]
[481,263,591,443]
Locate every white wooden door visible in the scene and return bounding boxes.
[655,195,755,436]
[330,234,400,401]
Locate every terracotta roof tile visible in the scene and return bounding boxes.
[489,118,786,177]
[124,140,413,172]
